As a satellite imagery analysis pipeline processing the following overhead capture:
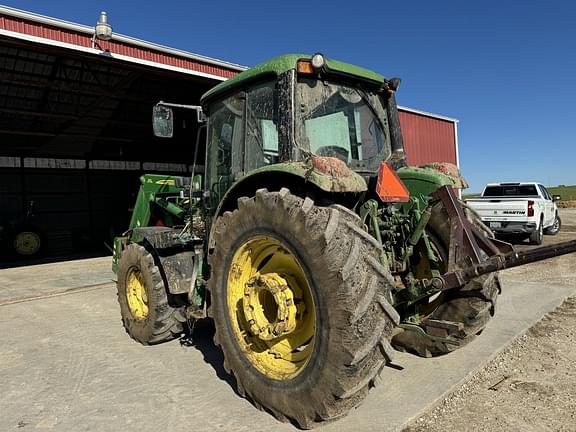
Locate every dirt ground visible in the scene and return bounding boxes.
[404,209,576,432]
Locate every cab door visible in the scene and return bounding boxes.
[205,91,245,211]
[538,184,555,226]
[205,80,280,213]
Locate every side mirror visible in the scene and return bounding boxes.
[552,195,561,202]
[152,104,174,138]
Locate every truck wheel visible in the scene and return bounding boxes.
[544,214,561,236]
[208,188,399,428]
[393,200,502,357]
[116,243,185,345]
[529,218,544,245]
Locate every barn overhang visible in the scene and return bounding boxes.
[0,6,244,81]
[0,6,247,164]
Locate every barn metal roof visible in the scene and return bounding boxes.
[397,105,458,124]
[0,5,247,81]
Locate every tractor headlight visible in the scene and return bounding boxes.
[311,53,325,70]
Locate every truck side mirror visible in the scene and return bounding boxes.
[152,105,174,138]
[552,195,561,202]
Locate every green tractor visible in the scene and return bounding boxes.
[112,53,576,428]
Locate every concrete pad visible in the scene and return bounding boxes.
[0,257,114,304]
[0,263,574,431]
[340,274,576,432]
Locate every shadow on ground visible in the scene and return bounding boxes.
[179,318,240,396]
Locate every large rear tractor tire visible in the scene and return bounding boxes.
[393,200,502,357]
[116,243,186,345]
[208,188,399,428]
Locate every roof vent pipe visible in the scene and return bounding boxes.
[92,11,112,48]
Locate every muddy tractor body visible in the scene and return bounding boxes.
[112,53,576,428]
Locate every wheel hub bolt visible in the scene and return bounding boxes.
[243,273,297,340]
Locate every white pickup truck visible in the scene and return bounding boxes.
[466,182,562,245]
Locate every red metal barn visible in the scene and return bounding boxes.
[398,107,458,167]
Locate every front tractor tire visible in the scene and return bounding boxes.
[208,189,399,428]
[116,243,185,345]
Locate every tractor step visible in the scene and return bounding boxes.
[398,322,461,346]
[424,319,463,338]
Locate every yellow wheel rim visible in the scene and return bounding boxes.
[13,231,41,256]
[227,235,315,380]
[126,268,149,320]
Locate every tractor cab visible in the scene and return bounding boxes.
[199,54,402,205]
[153,53,404,212]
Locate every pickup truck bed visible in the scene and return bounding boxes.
[466,182,561,245]
[467,197,538,233]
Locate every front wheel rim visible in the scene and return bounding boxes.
[126,269,149,319]
[226,235,316,381]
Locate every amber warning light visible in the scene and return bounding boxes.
[376,162,410,203]
[297,60,314,75]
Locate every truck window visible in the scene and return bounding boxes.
[483,185,539,197]
[538,185,550,200]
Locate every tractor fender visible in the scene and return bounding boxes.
[212,157,367,219]
[397,163,468,200]
[128,227,195,295]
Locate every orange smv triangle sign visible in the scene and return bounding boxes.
[376,161,410,203]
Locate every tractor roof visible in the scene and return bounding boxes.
[200,53,386,105]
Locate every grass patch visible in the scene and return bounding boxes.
[547,185,576,201]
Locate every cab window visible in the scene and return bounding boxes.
[244,81,279,171]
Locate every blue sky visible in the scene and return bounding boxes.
[3,0,575,192]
